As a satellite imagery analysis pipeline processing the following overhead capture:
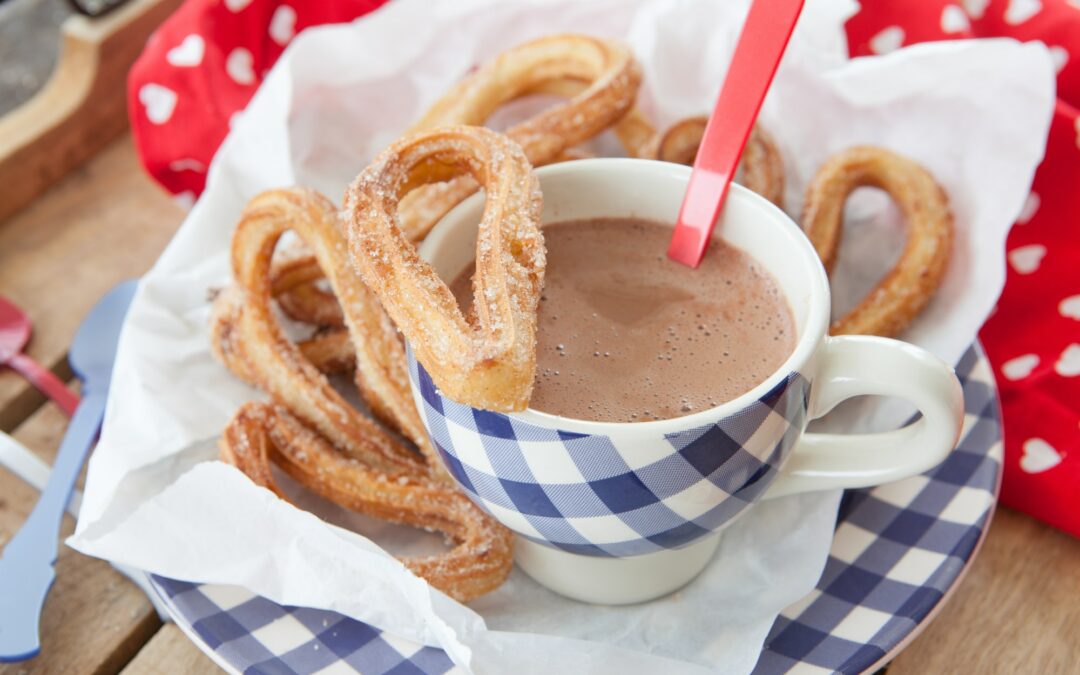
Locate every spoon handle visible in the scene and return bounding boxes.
[668,0,804,267]
[6,352,81,417]
[0,391,105,662]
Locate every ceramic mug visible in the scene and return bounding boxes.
[408,159,963,605]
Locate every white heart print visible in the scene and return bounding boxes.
[269,5,297,46]
[1021,438,1062,473]
[224,0,252,11]
[166,34,205,67]
[138,83,177,125]
[963,0,990,18]
[1048,46,1069,73]
[1017,192,1040,224]
[1059,295,1080,321]
[1002,354,1040,381]
[1008,244,1046,274]
[869,26,904,55]
[226,48,256,85]
[169,158,206,173]
[1055,343,1080,377]
[173,191,196,211]
[941,5,970,33]
[1005,0,1042,25]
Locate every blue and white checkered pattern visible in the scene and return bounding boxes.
[152,344,1000,675]
[152,577,459,675]
[753,345,1001,674]
[410,357,811,557]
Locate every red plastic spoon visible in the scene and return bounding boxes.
[668,0,805,268]
[0,297,80,416]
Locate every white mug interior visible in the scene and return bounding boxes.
[418,158,831,435]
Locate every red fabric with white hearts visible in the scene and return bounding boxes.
[847,0,1080,538]
[128,0,388,204]
[128,0,1080,537]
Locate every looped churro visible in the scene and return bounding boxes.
[413,34,640,159]
[522,76,657,160]
[214,188,437,474]
[643,116,786,208]
[272,252,343,328]
[801,146,953,337]
[398,34,641,241]
[297,328,353,375]
[346,126,545,412]
[211,187,515,600]
[274,36,642,325]
[220,402,513,601]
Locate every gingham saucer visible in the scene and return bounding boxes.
[151,343,1000,675]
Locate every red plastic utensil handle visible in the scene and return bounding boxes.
[6,353,81,417]
[668,0,805,268]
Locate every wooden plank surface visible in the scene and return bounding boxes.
[122,624,218,675]
[889,506,1080,675]
[0,0,184,222]
[0,133,183,431]
[0,400,161,675]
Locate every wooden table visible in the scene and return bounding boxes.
[0,135,1078,674]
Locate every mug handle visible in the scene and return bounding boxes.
[765,336,964,499]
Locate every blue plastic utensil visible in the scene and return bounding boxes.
[0,423,169,622]
[0,431,81,517]
[0,280,138,662]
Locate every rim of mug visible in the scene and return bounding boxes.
[415,157,832,436]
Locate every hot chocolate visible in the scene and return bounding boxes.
[450,218,795,422]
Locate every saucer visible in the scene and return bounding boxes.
[150,343,1000,674]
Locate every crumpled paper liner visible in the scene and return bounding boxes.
[69,0,1053,673]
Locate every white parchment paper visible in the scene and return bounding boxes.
[69,1,1054,673]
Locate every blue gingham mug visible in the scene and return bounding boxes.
[408,159,963,604]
